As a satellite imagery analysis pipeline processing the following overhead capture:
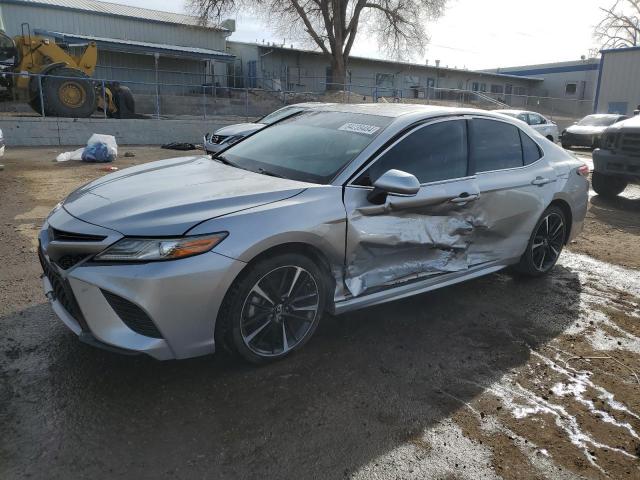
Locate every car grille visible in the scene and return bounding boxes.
[39,245,89,330]
[101,290,163,339]
[49,227,107,242]
[619,133,640,156]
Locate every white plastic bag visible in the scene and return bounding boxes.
[82,133,118,162]
[87,134,118,158]
[56,147,85,162]
[55,134,118,163]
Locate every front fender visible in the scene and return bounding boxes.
[186,186,347,268]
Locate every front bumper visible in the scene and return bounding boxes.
[593,148,640,180]
[40,210,246,360]
[562,132,601,148]
[203,133,231,154]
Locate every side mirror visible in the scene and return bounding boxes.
[367,169,420,204]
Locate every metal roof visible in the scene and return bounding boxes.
[232,42,543,82]
[36,30,235,61]
[7,0,226,30]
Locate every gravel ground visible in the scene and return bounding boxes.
[1,146,639,480]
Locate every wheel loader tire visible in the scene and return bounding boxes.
[42,67,96,118]
[112,85,136,118]
[27,77,42,115]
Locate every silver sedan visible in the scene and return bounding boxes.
[39,104,589,363]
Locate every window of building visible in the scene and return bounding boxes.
[472,82,479,91]
[514,86,526,96]
[368,120,468,184]
[471,119,523,171]
[490,84,504,94]
[480,83,487,92]
[565,83,577,95]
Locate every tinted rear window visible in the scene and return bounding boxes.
[471,119,523,171]
[520,131,542,165]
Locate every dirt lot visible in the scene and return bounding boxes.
[1,146,639,480]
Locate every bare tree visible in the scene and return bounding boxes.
[594,0,640,49]
[189,0,447,88]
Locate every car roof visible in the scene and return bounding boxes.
[494,109,526,115]
[301,102,518,121]
[584,113,623,119]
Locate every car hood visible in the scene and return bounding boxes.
[63,156,312,236]
[565,125,608,135]
[607,114,640,131]
[213,122,265,136]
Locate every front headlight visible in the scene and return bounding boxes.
[94,233,228,262]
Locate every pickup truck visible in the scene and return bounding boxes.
[592,115,640,197]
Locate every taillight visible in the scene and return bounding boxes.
[577,164,590,177]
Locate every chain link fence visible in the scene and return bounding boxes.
[0,70,593,130]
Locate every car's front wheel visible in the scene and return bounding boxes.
[514,205,566,276]
[216,253,327,364]
[592,172,628,198]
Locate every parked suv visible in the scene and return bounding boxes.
[592,115,640,197]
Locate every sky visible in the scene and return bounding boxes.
[114,0,610,69]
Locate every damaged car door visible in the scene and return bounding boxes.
[343,117,482,297]
[467,117,557,264]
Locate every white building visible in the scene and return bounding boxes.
[228,41,540,107]
[594,46,640,115]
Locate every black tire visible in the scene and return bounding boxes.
[592,171,627,198]
[546,135,554,142]
[42,67,96,118]
[111,85,136,118]
[27,76,42,115]
[216,253,327,364]
[513,205,567,277]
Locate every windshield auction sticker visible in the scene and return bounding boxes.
[338,123,381,135]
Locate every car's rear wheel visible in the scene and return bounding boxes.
[216,253,326,364]
[514,205,566,276]
[592,172,627,198]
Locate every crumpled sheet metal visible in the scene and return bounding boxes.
[343,207,492,298]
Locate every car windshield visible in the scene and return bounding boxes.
[577,115,620,126]
[258,106,306,125]
[221,110,391,183]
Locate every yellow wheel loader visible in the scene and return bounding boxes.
[0,25,135,118]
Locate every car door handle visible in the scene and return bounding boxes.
[450,193,479,204]
[531,176,552,186]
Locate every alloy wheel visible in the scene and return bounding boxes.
[240,265,320,357]
[531,212,565,272]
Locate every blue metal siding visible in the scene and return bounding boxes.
[500,63,600,77]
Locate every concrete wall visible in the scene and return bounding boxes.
[0,117,244,146]
[595,48,640,115]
